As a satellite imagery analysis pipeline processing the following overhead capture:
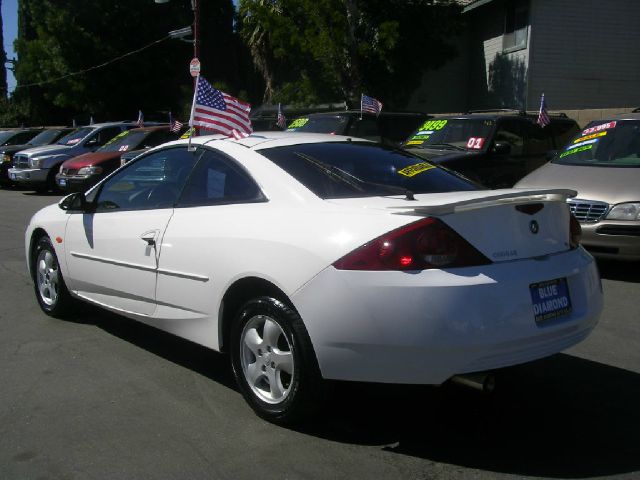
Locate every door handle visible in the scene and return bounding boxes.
[140,230,158,246]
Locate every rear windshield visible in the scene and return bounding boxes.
[553,120,640,167]
[286,115,350,134]
[260,141,477,199]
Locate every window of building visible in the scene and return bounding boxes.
[503,0,528,52]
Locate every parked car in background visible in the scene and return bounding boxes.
[56,125,184,192]
[515,113,640,261]
[403,110,580,188]
[26,132,601,424]
[9,122,135,192]
[286,111,429,146]
[1,127,74,186]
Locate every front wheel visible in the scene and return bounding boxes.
[32,236,74,318]
[230,297,323,424]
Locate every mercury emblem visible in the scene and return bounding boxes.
[530,220,539,234]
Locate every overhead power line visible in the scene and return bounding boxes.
[14,35,171,89]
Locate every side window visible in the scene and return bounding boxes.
[94,147,199,212]
[177,149,264,207]
[494,120,525,155]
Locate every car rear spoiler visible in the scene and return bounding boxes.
[389,188,577,215]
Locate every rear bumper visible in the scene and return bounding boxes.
[580,221,640,260]
[293,247,602,384]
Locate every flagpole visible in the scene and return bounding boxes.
[360,93,363,120]
[188,75,200,151]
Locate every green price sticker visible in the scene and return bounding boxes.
[288,118,309,129]
[417,119,448,132]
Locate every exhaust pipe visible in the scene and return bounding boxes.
[450,372,496,393]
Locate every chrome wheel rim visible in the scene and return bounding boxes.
[240,314,294,404]
[36,249,59,307]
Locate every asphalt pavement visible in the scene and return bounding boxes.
[1,187,639,480]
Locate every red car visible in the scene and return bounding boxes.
[56,125,182,192]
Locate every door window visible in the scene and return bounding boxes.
[93,147,199,212]
[177,149,264,207]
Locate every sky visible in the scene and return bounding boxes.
[2,0,17,93]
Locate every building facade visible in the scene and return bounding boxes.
[409,0,640,114]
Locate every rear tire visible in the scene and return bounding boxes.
[32,236,74,318]
[230,296,323,424]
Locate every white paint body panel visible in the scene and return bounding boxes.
[24,132,603,385]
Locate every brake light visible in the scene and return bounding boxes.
[569,213,581,249]
[333,217,491,271]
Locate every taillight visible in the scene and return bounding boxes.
[333,217,491,271]
[569,213,581,249]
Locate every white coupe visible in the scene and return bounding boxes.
[26,132,603,423]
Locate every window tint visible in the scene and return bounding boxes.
[261,141,477,199]
[347,118,380,141]
[177,149,264,206]
[94,127,124,147]
[494,120,524,155]
[94,147,199,212]
[526,122,554,155]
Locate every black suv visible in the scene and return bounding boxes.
[403,110,580,188]
[286,111,430,146]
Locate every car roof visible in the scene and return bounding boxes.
[127,125,171,133]
[435,111,575,123]
[171,131,371,151]
[297,110,427,118]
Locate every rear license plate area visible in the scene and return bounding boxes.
[530,278,572,323]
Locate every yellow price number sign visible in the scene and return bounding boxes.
[288,118,309,129]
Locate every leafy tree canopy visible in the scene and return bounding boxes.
[239,0,463,109]
[11,0,241,125]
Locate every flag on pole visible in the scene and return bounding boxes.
[136,110,144,127]
[537,93,550,128]
[361,93,383,117]
[170,119,184,133]
[189,76,252,140]
[276,103,287,129]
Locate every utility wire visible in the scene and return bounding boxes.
[14,35,171,89]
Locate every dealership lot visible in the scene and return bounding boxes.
[1,187,639,480]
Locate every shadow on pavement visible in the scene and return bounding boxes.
[66,306,640,478]
[303,354,640,478]
[597,258,640,283]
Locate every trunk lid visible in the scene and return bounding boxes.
[327,188,577,262]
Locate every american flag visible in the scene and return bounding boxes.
[170,119,183,133]
[136,110,144,127]
[276,103,287,129]
[190,76,252,139]
[537,93,550,128]
[361,93,383,116]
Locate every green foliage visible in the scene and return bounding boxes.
[12,0,242,125]
[239,0,463,108]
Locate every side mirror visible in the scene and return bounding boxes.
[493,142,511,155]
[58,192,90,212]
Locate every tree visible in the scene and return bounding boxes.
[11,0,242,125]
[239,0,463,108]
[0,0,7,99]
